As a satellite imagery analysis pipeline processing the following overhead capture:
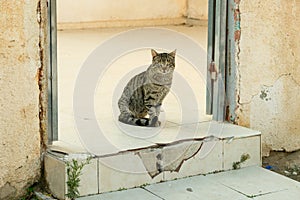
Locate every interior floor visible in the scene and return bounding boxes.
[55,25,212,156]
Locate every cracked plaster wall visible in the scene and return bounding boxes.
[0,1,48,199]
[236,0,300,155]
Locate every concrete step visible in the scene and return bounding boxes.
[77,166,300,200]
[44,122,261,199]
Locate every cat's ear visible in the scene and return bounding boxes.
[151,49,158,58]
[169,49,176,58]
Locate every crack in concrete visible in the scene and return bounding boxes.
[221,182,289,199]
[142,188,165,200]
[248,189,289,198]
[137,141,203,178]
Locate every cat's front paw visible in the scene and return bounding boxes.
[148,116,160,127]
[153,121,161,127]
[136,118,149,126]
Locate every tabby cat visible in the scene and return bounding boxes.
[118,49,176,127]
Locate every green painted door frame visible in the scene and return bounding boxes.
[206,0,236,122]
[47,0,58,143]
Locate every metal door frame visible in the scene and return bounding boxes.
[206,0,228,122]
[47,0,58,143]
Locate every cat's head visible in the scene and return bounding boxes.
[150,49,176,74]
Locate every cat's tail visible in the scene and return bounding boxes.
[118,113,149,126]
[118,113,158,127]
[118,94,157,126]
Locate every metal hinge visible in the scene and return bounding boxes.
[209,61,217,81]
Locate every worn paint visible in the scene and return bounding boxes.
[236,0,300,155]
[0,0,48,199]
[37,0,49,151]
[226,0,240,124]
[234,8,241,41]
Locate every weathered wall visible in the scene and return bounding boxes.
[187,0,208,20]
[0,1,47,199]
[237,0,300,155]
[58,0,187,22]
[57,0,208,29]
[57,0,187,28]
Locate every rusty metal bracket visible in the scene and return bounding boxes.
[209,61,218,81]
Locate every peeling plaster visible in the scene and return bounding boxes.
[36,0,48,151]
[0,0,48,198]
[235,0,300,155]
[232,0,242,124]
[250,75,300,154]
[238,73,296,106]
[259,89,271,101]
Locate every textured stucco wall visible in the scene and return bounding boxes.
[187,0,208,20]
[0,1,47,199]
[236,0,300,155]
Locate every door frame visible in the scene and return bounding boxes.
[206,0,236,122]
[47,0,58,143]
[47,0,236,142]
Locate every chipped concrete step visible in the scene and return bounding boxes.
[44,123,261,199]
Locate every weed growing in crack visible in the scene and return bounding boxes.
[233,153,251,170]
[66,156,91,200]
[141,183,150,188]
[20,185,37,200]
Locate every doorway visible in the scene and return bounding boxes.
[48,0,229,156]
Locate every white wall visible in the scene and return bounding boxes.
[57,0,208,28]
[237,0,300,155]
[188,0,208,20]
[58,0,187,23]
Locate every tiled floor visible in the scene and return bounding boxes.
[50,120,260,156]
[56,25,212,155]
[77,166,300,200]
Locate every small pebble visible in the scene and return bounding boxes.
[284,170,291,175]
[292,171,298,176]
[186,187,193,192]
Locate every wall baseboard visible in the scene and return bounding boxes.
[57,18,208,30]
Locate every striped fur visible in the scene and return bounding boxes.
[118,49,176,127]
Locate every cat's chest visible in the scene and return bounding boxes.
[145,69,173,86]
[143,83,170,96]
[152,73,172,84]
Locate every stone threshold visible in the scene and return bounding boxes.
[45,122,261,199]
